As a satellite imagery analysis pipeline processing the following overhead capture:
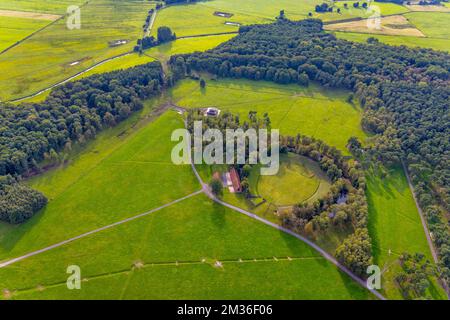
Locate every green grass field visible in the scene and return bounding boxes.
[258,153,332,206]
[15,34,236,104]
[404,12,450,39]
[0,194,372,300]
[332,11,450,52]
[0,106,199,261]
[0,0,83,14]
[169,77,367,153]
[0,107,373,300]
[0,16,50,52]
[145,34,236,60]
[152,0,410,39]
[366,166,447,300]
[0,0,153,101]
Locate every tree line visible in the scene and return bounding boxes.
[0,62,165,223]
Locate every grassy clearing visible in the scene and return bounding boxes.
[169,77,367,153]
[0,15,50,51]
[404,11,450,38]
[258,153,332,206]
[366,166,447,300]
[0,194,372,300]
[332,31,450,52]
[15,34,235,104]
[0,107,199,261]
[0,0,153,101]
[145,34,236,61]
[325,15,424,37]
[152,3,254,38]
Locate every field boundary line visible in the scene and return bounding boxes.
[0,190,203,269]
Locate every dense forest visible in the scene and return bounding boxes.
[0,62,165,223]
[168,19,450,286]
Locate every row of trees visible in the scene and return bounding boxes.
[168,18,449,282]
[0,62,165,223]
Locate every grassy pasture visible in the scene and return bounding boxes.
[404,12,450,38]
[0,15,50,52]
[405,4,450,12]
[152,0,410,39]
[0,0,153,101]
[332,1,410,16]
[258,153,332,206]
[325,15,425,37]
[332,31,450,52]
[0,107,199,261]
[169,77,367,153]
[0,194,372,300]
[152,3,251,38]
[366,166,447,300]
[145,34,236,60]
[15,34,236,104]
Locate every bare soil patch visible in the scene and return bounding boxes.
[0,9,60,21]
[325,15,425,37]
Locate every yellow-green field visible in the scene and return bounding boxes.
[404,11,450,38]
[152,0,410,38]
[0,0,153,101]
[0,15,51,51]
[0,0,84,14]
[145,34,236,60]
[258,153,332,206]
[169,77,368,153]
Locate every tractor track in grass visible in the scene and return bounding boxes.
[0,190,202,269]
[6,255,326,297]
